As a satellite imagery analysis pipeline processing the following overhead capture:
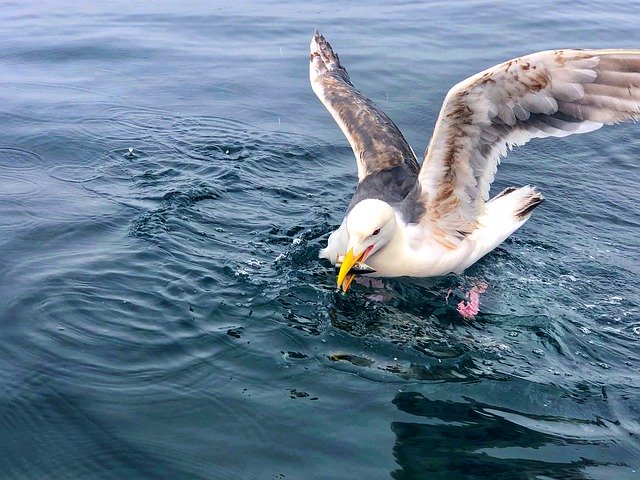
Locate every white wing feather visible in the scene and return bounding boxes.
[419,49,640,238]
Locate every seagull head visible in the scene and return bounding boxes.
[337,199,397,292]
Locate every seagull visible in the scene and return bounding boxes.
[309,32,640,292]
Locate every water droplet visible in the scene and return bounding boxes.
[246,258,264,269]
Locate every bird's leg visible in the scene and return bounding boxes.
[456,281,488,319]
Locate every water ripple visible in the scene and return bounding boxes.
[1,10,639,473]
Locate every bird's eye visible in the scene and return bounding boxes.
[372,228,381,236]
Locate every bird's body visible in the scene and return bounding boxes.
[309,32,640,291]
[322,186,538,278]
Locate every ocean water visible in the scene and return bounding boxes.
[1,1,639,478]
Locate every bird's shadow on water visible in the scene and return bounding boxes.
[273,226,517,382]
[389,390,617,480]
[327,276,479,343]
[273,226,636,479]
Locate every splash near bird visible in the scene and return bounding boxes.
[310,31,640,292]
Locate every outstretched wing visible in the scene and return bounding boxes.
[310,31,420,181]
[417,49,640,238]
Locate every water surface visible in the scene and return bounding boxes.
[1,1,639,478]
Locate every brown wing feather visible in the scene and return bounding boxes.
[418,49,640,239]
[310,32,419,181]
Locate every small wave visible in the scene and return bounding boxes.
[0,145,44,170]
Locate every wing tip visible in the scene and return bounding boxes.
[309,30,349,83]
[310,29,326,56]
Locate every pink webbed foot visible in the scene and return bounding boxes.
[456,282,488,320]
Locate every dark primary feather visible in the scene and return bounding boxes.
[310,32,420,182]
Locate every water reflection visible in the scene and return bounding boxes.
[390,390,633,480]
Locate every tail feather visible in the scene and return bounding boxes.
[490,186,517,201]
[456,185,543,272]
[488,185,544,221]
[515,189,544,220]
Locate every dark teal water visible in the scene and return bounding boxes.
[1,1,639,478]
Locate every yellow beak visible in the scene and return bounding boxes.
[336,247,365,293]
